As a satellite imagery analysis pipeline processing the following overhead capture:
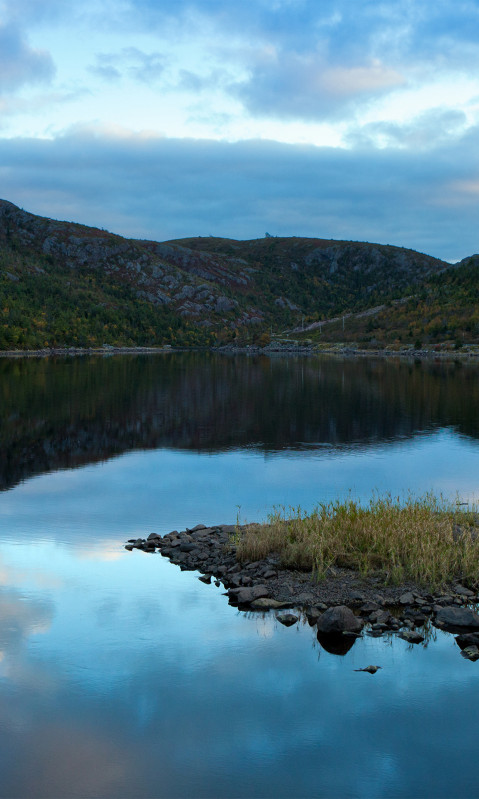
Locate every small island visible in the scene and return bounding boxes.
[125,494,479,659]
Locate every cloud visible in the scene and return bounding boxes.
[0,22,55,94]
[233,50,406,121]
[89,47,167,85]
[346,108,469,150]
[0,125,478,261]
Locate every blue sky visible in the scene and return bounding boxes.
[1,0,478,260]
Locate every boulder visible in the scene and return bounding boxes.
[228,585,269,605]
[453,584,475,597]
[317,605,363,634]
[180,541,196,552]
[435,606,479,631]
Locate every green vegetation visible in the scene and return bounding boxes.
[0,244,214,349]
[1,199,478,350]
[298,257,479,350]
[236,494,479,589]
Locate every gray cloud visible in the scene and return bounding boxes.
[89,47,166,85]
[0,22,55,94]
[345,108,469,150]
[233,51,406,122]
[0,127,478,261]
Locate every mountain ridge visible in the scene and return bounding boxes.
[0,198,476,350]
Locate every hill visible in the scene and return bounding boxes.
[294,255,479,350]
[0,198,473,350]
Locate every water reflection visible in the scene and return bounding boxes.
[1,353,479,490]
[0,543,476,799]
[1,354,479,797]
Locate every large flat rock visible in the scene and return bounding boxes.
[435,606,479,631]
[228,585,269,605]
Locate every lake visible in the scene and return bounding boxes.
[1,352,479,798]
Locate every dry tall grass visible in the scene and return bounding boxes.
[236,494,479,588]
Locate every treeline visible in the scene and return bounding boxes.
[0,246,217,349]
[303,259,479,349]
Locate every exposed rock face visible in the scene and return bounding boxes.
[0,197,454,339]
[316,605,363,634]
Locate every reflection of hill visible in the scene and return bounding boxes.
[1,353,478,490]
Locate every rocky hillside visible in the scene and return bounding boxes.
[0,198,460,349]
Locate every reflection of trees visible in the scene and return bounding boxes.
[0,353,478,490]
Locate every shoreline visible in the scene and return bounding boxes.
[125,524,479,658]
[1,342,479,360]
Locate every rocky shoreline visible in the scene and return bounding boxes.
[2,342,479,360]
[125,523,479,660]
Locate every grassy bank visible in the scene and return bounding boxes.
[236,494,479,588]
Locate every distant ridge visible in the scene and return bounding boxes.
[0,198,476,350]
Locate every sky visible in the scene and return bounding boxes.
[0,0,478,261]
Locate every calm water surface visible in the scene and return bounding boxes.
[1,353,479,798]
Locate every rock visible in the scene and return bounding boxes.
[198,574,211,584]
[435,606,479,630]
[453,584,475,597]
[295,592,315,606]
[124,544,134,551]
[317,605,363,634]
[189,524,207,532]
[250,598,291,610]
[349,591,366,602]
[369,610,391,625]
[399,592,415,605]
[276,614,298,627]
[262,570,278,579]
[354,665,382,674]
[228,585,269,605]
[461,645,479,661]
[399,630,425,644]
[360,601,380,614]
[305,607,323,625]
[227,574,242,588]
[147,533,161,541]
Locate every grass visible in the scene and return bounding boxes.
[236,493,479,589]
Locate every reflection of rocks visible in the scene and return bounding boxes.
[276,613,299,627]
[399,630,425,644]
[317,631,357,656]
[455,632,479,649]
[460,646,479,661]
[126,523,479,660]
